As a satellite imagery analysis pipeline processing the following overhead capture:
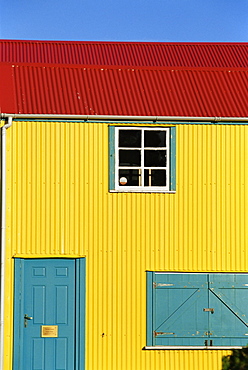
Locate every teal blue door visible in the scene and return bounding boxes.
[13,258,86,370]
[149,273,209,346]
[209,274,248,346]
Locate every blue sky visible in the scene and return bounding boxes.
[0,0,247,42]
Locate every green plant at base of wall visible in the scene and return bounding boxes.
[222,347,248,370]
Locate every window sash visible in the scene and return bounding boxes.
[115,127,170,191]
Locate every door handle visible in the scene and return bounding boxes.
[24,314,33,327]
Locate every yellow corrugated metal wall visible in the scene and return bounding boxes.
[4,120,248,369]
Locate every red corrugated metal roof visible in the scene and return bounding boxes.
[0,40,247,68]
[7,64,247,117]
[0,40,247,117]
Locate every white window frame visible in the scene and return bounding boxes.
[115,127,170,192]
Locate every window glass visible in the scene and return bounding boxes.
[144,150,167,167]
[119,150,141,166]
[119,169,140,186]
[119,130,141,147]
[144,169,167,186]
[144,130,167,147]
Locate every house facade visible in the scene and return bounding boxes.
[0,40,248,370]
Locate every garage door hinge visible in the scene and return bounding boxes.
[203,308,214,313]
[154,331,175,336]
[153,282,174,288]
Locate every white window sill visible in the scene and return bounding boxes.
[109,190,176,193]
[144,346,243,350]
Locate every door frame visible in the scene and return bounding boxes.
[13,258,86,370]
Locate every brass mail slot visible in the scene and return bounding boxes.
[41,325,58,338]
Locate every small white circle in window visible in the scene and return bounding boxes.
[119,177,127,185]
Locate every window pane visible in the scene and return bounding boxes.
[119,150,141,166]
[119,130,141,147]
[144,131,167,147]
[119,169,140,186]
[144,170,167,186]
[144,150,167,167]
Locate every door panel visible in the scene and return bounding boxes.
[209,274,248,346]
[14,259,76,370]
[153,273,209,345]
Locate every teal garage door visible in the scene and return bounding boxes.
[147,272,248,347]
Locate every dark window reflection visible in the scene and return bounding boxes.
[119,150,141,166]
[119,169,140,186]
[144,131,166,147]
[144,150,167,167]
[119,130,141,148]
[144,170,167,186]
